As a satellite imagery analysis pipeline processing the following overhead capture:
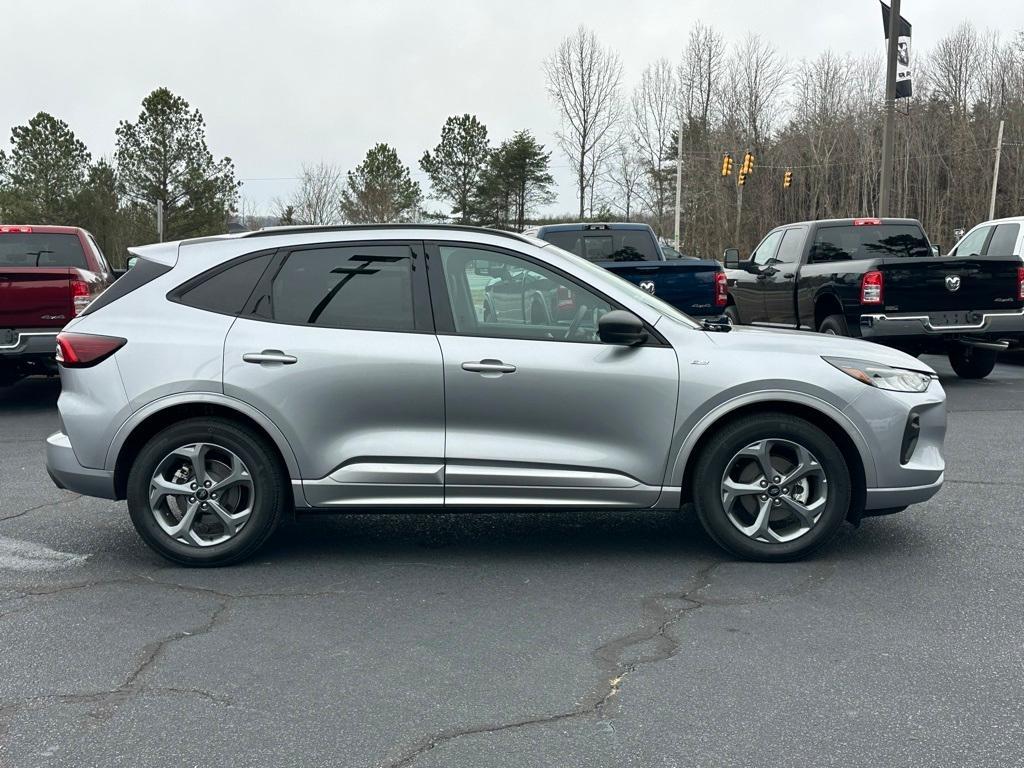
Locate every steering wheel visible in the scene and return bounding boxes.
[564,303,589,340]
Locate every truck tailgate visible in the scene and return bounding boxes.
[602,260,723,315]
[877,255,1023,314]
[0,267,74,328]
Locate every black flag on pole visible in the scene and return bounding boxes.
[880,1,913,98]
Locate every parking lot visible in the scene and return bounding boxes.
[0,356,1022,767]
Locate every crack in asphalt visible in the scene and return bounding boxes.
[378,559,835,768]
[0,493,81,522]
[946,479,1024,487]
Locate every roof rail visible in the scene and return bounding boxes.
[241,223,532,244]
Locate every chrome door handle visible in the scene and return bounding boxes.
[243,350,298,365]
[462,359,517,374]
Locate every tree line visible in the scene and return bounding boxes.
[543,22,1024,256]
[2,19,1022,263]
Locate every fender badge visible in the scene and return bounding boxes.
[690,360,710,366]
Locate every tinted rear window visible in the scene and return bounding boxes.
[986,223,1020,256]
[270,244,415,331]
[541,230,659,262]
[0,233,86,268]
[809,225,931,263]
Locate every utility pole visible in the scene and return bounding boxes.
[673,110,684,249]
[156,199,164,242]
[734,185,743,247]
[988,119,1004,220]
[878,0,900,216]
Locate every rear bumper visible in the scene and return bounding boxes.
[859,308,1024,341]
[46,431,117,500]
[0,330,59,359]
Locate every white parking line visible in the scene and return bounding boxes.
[0,537,89,571]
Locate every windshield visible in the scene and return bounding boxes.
[539,241,700,328]
[541,229,660,262]
[0,232,86,268]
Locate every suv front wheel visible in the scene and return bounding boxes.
[692,414,851,561]
[126,417,289,566]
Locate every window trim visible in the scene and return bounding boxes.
[424,240,669,347]
[240,239,434,334]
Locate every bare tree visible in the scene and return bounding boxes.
[544,26,624,218]
[632,58,677,234]
[602,141,645,220]
[290,161,342,224]
[680,22,726,136]
[732,33,788,148]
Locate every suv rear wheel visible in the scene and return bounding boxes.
[692,414,851,561]
[948,345,998,379]
[126,417,288,566]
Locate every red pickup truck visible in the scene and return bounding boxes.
[0,225,114,386]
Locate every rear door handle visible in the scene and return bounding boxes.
[462,359,517,375]
[243,350,298,365]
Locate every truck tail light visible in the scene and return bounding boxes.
[861,270,883,305]
[55,332,126,368]
[70,279,92,316]
[853,218,881,226]
[0,225,32,233]
[1018,267,1024,301]
[714,271,728,307]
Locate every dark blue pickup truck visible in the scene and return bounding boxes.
[523,223,728,318]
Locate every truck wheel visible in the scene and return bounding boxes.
[724,305,741,325]
[692,414,851,562]
[818,314,849,336]
[948,346,998,379]
[126,417,289,566]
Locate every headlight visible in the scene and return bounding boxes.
[823,357,933,393]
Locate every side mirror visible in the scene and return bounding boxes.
[931,245,940,257]
[598,310,647,346]
[127,256,139,269]
[723,248,740,268]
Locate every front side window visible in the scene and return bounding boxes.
[270,244,415,332]
[950,226,990,258]
[439,245,612,343]
[751,230,784,266]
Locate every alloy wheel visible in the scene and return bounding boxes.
[149,442,255,547]
[720,438,828,543]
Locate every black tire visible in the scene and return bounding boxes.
[692,414,851,562]
[818,314,849,336]
[724,304,741,325]
[948,345,998,379]
[127,417,289,566]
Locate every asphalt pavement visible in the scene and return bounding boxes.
[1,356,1023,768]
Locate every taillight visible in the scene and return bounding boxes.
[853,218,881,226]
[55,332,126,368]
[0,225,32,233]
[1018,267,1024,301]
[70,279,92,316]
[861,270,883,305]
[714,271,728,307]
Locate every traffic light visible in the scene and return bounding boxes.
[783,169,793,188]
[741,152,755,176]
[737,170,747,186]
[720,153,733,177]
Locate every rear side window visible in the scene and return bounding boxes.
[985,223,1020,256]
[270,244,415,332]
[774,229,805,264]
[541,230,659,262]
[175,252,274,316]
[81,258,172,316]
[809,225,931,262]
[0,233,86,268]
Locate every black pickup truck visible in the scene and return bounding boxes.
[724,217,1024,378]
[523,223,728,318]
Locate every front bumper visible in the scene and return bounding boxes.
[865,474,944,510]
[859,308,1024,341]
[45,431,117,500]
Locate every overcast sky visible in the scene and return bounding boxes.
[3,0,1020,217]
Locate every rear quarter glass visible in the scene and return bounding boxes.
[79,258,172,316]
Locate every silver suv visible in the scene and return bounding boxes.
[46,226,946,566]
